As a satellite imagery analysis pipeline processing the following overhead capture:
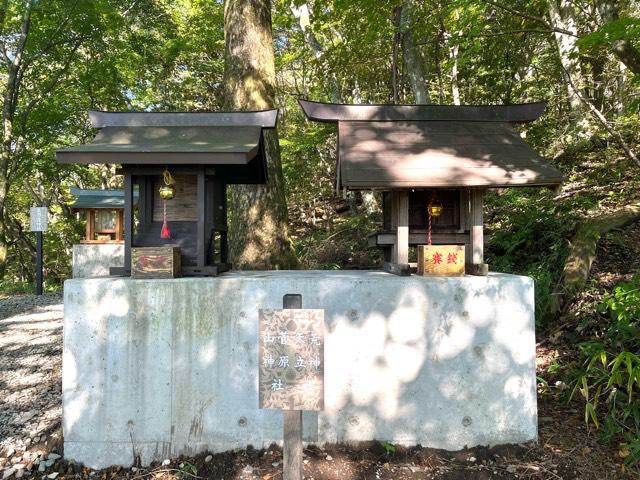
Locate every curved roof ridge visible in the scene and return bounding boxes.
[299,98,545,124]
[88,109,278,129]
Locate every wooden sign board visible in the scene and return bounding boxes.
[131,246,181,278]
[259,309,324,411]
[29,207,48,232]
[417,245,465,276]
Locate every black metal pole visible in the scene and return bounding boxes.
[35,231,43,295]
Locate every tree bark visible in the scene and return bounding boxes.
[548,0,585,112]
[391,6,402,104]
[597,0,640,76]
[450,42,461,105]
[291,2,341,103]
[223,0,297,269]
[399,0,429,104]
[0,0,34,278]
[543,205,640,323]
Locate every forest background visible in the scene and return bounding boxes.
[0,0,639,470]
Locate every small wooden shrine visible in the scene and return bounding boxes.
[300,99,563,275]
[70,188,140,243]
[57,109,277,276]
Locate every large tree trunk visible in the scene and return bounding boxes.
[548,0,585,112]
[597,0,640,76]
[399,0,429,104]
[223,0,297,269]
[0,0,34,278]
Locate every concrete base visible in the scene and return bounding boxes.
[72,244,124,278]
[63,271,537,468]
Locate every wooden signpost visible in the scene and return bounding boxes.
[259,295,324,480]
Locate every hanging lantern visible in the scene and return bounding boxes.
[159,167,175,239]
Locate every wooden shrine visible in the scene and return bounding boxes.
[57,109,277,276]
[70,188,141,244]
[299,99,563,275]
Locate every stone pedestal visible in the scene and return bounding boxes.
[63,271,537,468]
[72,244,124,278]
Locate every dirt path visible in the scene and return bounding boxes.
[0,292,636,479]
[0,294,63,475]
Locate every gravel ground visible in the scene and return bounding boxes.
[0,293,63,475]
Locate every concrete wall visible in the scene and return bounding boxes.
[63,271,537,468]
[72,244,123,278]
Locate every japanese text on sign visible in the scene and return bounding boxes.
[29,207,48,232]
[258,309,324,411]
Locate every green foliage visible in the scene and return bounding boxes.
[485,188,571,323]
[571,275,640,468]
[380,441,396,456]
[177,461,198,478]
[579,18,640,50]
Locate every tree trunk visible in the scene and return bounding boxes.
[399,0,429,104]
[291,3,341,103]
[543,205,640,323]
[450,43,461,105]
[223,0,297,269]
[548,0,585,112]
[0,0,34,279]
[597,0,640,76]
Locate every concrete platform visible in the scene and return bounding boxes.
[62,271,537,468]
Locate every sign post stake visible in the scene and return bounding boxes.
[35,231,43,295]
[282,294,303,480]
[29,206,48,296]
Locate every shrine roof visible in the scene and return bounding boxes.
[56,109,277,166]
[69,188,139,209]
[299,99,563,189]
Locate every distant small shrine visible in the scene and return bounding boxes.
[300,99,563,275]
[70,188,140,243]
[57,109,277,276]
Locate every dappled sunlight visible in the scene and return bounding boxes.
[62,272,538,467]
[62,350,91,436]
[503,375,537,408]
[430,314,475,361]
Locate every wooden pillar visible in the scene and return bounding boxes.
[282,293,303,480]
[385,190,410,275]
[220,183,228,264]
[86,209,94,241]
[138,176,154,226]
[284,410,303,480]
[469,188,488,275]
[197,168,206,268]
[123,170,134,274]
[115,209,123,241]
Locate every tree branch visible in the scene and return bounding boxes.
[478,0,579,37]
[563,63,640,168]
[21,1,80,71]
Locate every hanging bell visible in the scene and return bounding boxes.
[428,201,443,217]
[159,184,175,200]
[159,167,176,200]
[159,167,175,240]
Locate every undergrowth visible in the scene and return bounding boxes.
[569,275,640,469]
[485,187,573,324]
